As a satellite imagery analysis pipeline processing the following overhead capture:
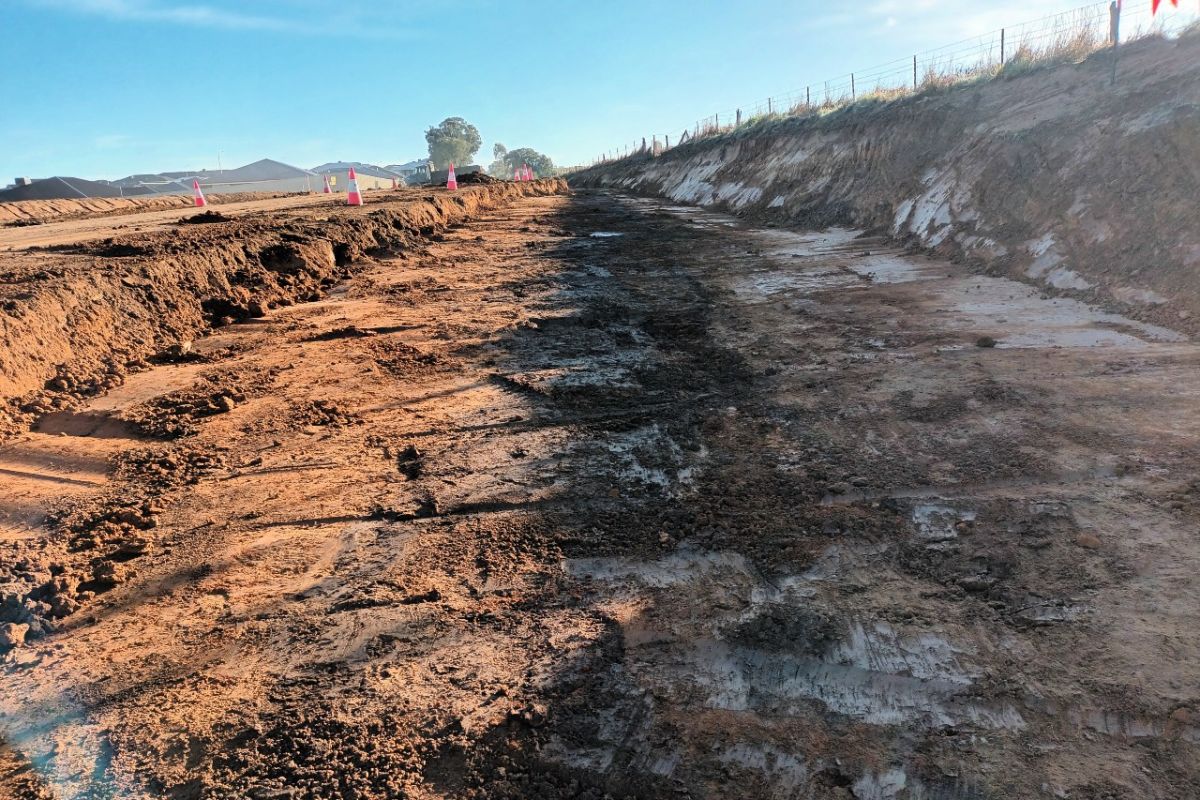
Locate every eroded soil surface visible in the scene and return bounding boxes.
[2,191,1198,799]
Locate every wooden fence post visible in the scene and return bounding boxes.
[1109,2,1121,85]
[913,55,918,90]
[851,73,856,101]
[1000,28,1005,65]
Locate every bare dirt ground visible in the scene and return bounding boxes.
[0,191,405,252]
[1,189,1198,799]
[0,192,320,228]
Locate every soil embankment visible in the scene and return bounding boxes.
[0,180,567,440]
[0,192,301,226]
[571,34,1200,331]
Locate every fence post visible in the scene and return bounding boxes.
[1000,28,1005,65]
[1110,1,1121,85]
[736,109,742,126]
[806,86,810,107]
[825,81,830,105]
[715,112,719,130]
[768,97,773,115]
[666,134,670,149]
[851,73,856,101]
[913,55,918,90]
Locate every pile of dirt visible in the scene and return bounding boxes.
[457,171,502,185]
[120,368,276,438]
[571,33,1200,333]
[177,210,233,224]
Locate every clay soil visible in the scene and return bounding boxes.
[1,189,1199,799]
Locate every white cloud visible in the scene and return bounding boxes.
[27,0,310,31]
[23,0,418,37]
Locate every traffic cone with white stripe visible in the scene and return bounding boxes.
[513,168,520,182]
[322,175,332,194]
[192,179,207,207]
[347,167,363,206]
[391,177,398,190]
[525,164,533,181]
[447,162,457,191]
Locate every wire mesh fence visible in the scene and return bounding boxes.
[592,1,1199,164]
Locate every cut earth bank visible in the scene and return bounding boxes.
[570,33,1200,335]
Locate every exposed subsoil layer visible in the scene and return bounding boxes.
[570,34,1200,337]
[1,189,1199,798]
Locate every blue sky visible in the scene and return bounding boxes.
[0,0,1196,180]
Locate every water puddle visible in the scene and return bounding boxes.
[936,278,1185,349]
[846,253,941,284]
[728,269,858,299]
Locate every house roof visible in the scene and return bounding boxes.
[0,176,130,201]
[310,161,403,180]
[0,158,318,202]
[387,160,431,172]
[136,159,315,186]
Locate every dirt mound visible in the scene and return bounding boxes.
[572,33,1200,333]
[457,171,502,185]
[178,210,233,224]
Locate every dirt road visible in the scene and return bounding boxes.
[1,190,1198,799]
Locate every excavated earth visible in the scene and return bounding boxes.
[571,34,1200,338]
[0,178,1198,799]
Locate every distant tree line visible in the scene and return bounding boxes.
[423,117,555,178]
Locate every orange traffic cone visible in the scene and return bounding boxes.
[447,162,458,191]
[192,179,207,207]
[347,167,363,206]
[322,175,332,194]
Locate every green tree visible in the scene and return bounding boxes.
[425,117,482,169]
[503,147,555,178]
[488,143,509,176]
